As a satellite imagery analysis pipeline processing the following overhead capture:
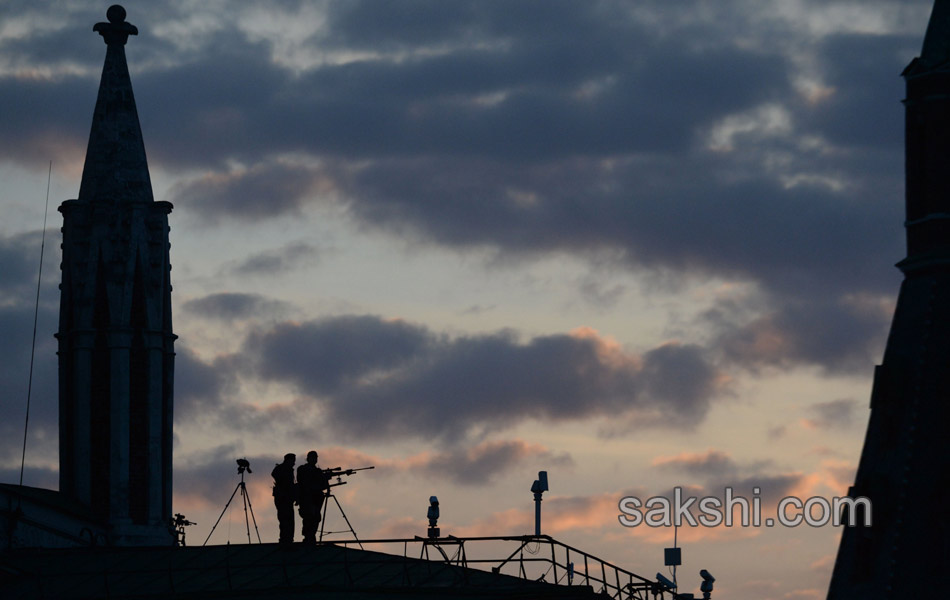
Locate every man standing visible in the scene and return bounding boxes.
[296,450,330,545]
[271,453,296,547]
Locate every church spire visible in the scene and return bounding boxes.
[900,0,950,263]
[919,0,950,71]
[77,4,153,204]
[57,5,175,546]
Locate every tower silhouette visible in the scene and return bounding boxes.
[827,1,950,596]
[56,5,175,546]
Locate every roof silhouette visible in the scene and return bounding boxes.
[2,542,605,600]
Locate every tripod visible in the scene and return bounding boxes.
[319,482,363,549]
[203,463,262,545]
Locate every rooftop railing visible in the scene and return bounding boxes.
[328,534,671,600]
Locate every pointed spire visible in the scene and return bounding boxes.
[906,0,950,75]
[921,0,950,68]
[77,5,153,204]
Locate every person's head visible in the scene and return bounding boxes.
[307,450,318,465]
[283,453,296,465]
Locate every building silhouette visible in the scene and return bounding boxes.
[1,4,174,550]
[827,0,950,597]
[56,4,176,547]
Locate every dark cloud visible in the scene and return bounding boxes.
[0,230,59,302]
[0,75,95,167]
[639,344,722,411]
[174,346,234,421]
[324,1,485,49]
[417,440,573,485]
[0,232,60,466]
[649,473,804,513]
[245,316,725,442]
[345,155,902,296]
[182,292,293,321]
[713,473,804,506]
[649,449,798,502]
[577,275,626,310]
[250,315,435,396]
[803,398,860,430]
[799,32,918,150]
[229,242,320,277]
[645,450,806,520]
[6,1,790,167]
[0,1,931,391]
[173,445,260,507]
[708,295,891,374]
[653,449,739,478]
[167,164,323,221]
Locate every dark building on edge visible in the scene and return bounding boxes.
[827,1,950,597]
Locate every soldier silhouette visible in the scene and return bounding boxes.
[271,453,296,546]
[296,450,330,545]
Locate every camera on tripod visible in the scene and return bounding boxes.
[204,457,262,546]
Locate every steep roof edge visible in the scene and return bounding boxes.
[905,0,950,76]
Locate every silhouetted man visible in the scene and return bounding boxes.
[271,453,296,546]
[297,450,330,545]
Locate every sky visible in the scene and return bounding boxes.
[0,1,937,598]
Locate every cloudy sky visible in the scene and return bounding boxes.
[0,1,936,598]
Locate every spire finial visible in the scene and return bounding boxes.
[93,5,138,46]
[79,3,153,204]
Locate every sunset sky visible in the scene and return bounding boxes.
[0,1,936,598]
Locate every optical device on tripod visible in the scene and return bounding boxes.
[170,513,195,546]
[319,465,374,548]
[203,458,262,546]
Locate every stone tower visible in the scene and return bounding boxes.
[56,5,175,546]
[827,0,950,596]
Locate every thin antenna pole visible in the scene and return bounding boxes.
[19,161,52,487]
[673,522,677,590]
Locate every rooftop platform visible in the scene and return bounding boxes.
[1,539,627,600]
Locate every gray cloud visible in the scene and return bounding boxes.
[229,242,320,277]
[168,164,324,222]
[0,0,932,422]
[804,398,860,430]
[0,230,59,302]
[648,450,805,514]
[345,155,902,296]
[798,32,915,150]
[654,449,739,479]
[174,346,235,421]
[707,295,891,375]
[172,445,269,509]
[244,316,726,442]
[417,440,573,486]
[0,232,60,466]
[182,292,293,321]
[250,315,435,396]
[0,304,58,466]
